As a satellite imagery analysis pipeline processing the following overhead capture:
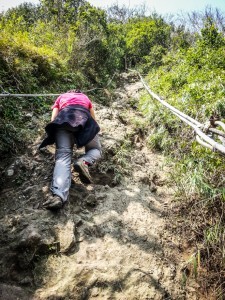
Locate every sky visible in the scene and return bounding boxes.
[1,0,225,15]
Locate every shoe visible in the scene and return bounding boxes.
[74,160,92,184]
[43,195,63,210]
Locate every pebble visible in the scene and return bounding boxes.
[6,169,14,176]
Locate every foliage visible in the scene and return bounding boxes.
[0,15,67,90]
[2,2,41,28]
[69,3,112,84]
[40,0,85,25]
[140,18,225,294]
[200,17,225,49]
[124,15,171,67]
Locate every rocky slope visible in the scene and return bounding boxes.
[0,74,201,299]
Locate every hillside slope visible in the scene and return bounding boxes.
[0,74,201,299]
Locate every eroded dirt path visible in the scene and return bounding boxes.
[0,74,199,299]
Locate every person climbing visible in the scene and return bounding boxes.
[39,89,101,210]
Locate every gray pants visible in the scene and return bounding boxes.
[51,129,101,202]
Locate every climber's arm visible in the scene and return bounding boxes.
[51,108,59,121]
[90,107,96,120]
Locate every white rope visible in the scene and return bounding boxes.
[196,135,214,151]
[136,71,225,155]
[139,75,201,127]
[172,110,224,153]
[0,72,118,97]
[215,121,225,132]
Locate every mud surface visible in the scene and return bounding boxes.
[0,74,201,299]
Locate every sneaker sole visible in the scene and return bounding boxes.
[74,162,92,184]
[43,198,63,210]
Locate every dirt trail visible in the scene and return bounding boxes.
[0,74,200,299]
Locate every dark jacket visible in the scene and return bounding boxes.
[39,105,100,149]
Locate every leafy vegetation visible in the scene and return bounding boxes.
[1,0,225,295]
[139,14,225,296]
